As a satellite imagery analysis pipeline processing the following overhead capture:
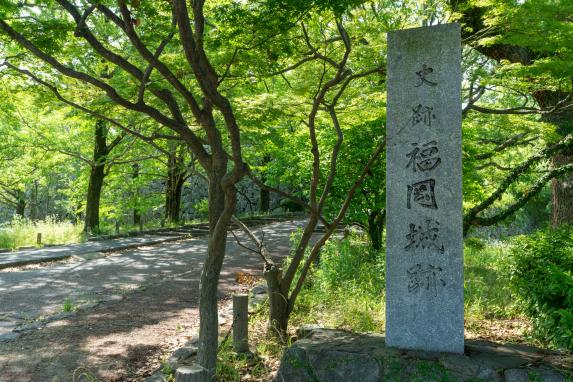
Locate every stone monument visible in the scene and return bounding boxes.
[385,23,463,353]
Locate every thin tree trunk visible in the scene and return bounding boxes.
[197,161,235,377]
[165,153,185,224]
[133,163,141,226]
[259,154,271,213]
[30,181,38,221]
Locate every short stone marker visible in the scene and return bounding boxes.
[175,364,208,382]
[36,233,42,245]
[232,294,249,353]
[385,23,463,353]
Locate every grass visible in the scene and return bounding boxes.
[0,216,84,249]
[288,233,386,333]
[62,297,75,313]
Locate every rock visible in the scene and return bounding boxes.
[249,293,267,308]
[14,321,43,332]
[168,344,198,369]
[505,368,567,382]
[275,328,571,382]
[0,332,20,342]
[175,364,208,382]
[296,324,323,339]
[251,284,267,295]
[276,330,384,382]
[143,371,167,382]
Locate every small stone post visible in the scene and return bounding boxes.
[232,294,249,353]
[36,233,42,245]
[175,365,208,382]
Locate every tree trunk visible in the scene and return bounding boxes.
[165,153,185,224]
[264,264,289,340]
[534,90,573,226]
[84,164,105,233]
[30,181,38,221]
[132,163,141,227]
[259,154,271,213]
[259,188,270,214]
[367,209,386,251]
[15,190,26,218]
[551,150,573,226]
[197,161,235,377]
[84,120,108,234]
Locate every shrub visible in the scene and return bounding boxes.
[509,226,573,350]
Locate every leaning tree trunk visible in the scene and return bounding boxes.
[197,161,235,376]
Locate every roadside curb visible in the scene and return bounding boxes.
[0,234,189,270]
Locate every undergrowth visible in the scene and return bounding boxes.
[0,216,84,249]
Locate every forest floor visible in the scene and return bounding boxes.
[0,219,306,382]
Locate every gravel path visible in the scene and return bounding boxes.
[0,219,305,382]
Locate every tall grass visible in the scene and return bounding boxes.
[464,238,519,320]
[0,216,84,249]
[289,233,522,337]
[289,233,386,333]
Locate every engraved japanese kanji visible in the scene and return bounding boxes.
[407,263,446,296]
[406,140,441,173]
[411,104,435,127]
[404,218,444,253]
[415,64,438,87]
[407,179,437,209]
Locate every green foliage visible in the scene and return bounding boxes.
[464,239,518,320]
[290,234,385,333]
[216,337,271,381]
[508,227,573,350]
[62,297,75,313]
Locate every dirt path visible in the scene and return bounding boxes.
[0,220,303,382]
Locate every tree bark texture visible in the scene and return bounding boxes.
[367,208,386,251]
[165,152,185,223]
[264,264,289,339]
[132,163,141,226]
[197,160,236,377]
[84,120,108,233]
[15,190,25,218]
[534,90,573,226]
